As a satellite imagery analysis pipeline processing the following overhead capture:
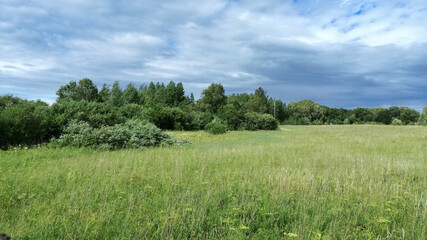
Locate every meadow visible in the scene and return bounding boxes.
[1,125,426,239]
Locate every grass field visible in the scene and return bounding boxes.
[1,126,426,239]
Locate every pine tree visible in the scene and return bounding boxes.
[145,82,157,105]
[165,81,176,107]
[176,83,185,105]
[98,84,111,103]
[123,83,139,104]
[108,81,123,107]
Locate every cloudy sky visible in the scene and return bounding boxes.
[0,0,426,109]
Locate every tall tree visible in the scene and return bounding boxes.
[248,95,267,113]
[388,106,401,119]
[287,99,324,122]
[400,107,420,124]
[56,81,79,101]
[372,108,392,124]
[199,83,227,114]
[267,98,286,122]
[138,85,147,105]
[254,87,268,109]
[218,100,245,130]
[123,83,139,104]
[98,84,111,103]
[353,108,374,123]
[155,83,167,105]
[56,78,98,102]
[165,81,177,106]
[176,83,185,105]
[189,93,194,103]
[77,78,99,102]
[419,106,427,125]
[108,81,123,107]
[145,82,157,105]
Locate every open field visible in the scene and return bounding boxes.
[1,126,426,239]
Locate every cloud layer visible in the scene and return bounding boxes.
[0,0,426,109]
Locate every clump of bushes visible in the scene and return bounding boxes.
[205,118,227,134]
[53,119,190,150]
[391,118,403,126]
[242,112,278,130]
[190,111,214,130]
[310,119,323,125]
[204,112,279,134]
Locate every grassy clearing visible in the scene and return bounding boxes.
[1,126,426,239]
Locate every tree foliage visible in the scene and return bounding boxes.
[287,100,323,123]
[205,118,228,134]
[200,83,227,114]
[1,79,424,149]
[57,78,99,102]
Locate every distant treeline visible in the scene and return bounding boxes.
[1,78,426,149]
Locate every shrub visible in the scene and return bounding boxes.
[391,118,403,126]
[366,121,381,125]
[282,118,299,125]
[300,117,310,125]
[243,112,278,130]
[400,107,420,124]
[141,105,187,130]
[0,99,58,149]
[217,104,245,130]
[205,118,228,134]
[259,114,279,130]
[54,119,189,150]
[190,111,213,130]
[242,112,260,130]
[118,103,144,119]
[311,119,323,125]
[51,100,124,129]
[332,119,344,125]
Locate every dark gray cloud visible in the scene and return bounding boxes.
[0,0,426,109]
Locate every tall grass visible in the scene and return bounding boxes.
[1,125,426,239]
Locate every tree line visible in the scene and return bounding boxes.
[1,78,426,149]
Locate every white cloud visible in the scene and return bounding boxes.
[0,0,426,108]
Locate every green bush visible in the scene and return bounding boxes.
[190,111,213,130]
[54,119,189,150]
[243,112,278,130]
[282,118,299,125]
[0,98,59,149]
[366,121,381,125]
[205,118,228,134]
[331,119,344,125]
[300,117,310,125]
[311,119,323,125]
[141,105,187,130]
[217,103,245,130]
[118,103,144,119]
[391,118,403,126]
[420,107,427,125]
[51,100,124,129]
[242,112,260,130]
[260,114,279,130]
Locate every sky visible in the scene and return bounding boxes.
[0,0,426,109]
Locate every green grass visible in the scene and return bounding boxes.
[1,125,426,239]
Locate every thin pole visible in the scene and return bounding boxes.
[274,101,276,119]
